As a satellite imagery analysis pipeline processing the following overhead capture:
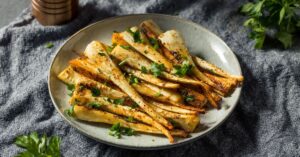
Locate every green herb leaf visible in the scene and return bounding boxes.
[129,75,139,84]
[67,84,75,96]
[15,132,61,157]
[126,116,135,122]
[149,37,159,50]
[45,43,54,49]
[90,87,101,97]
[279,7,285,25]
[106,46,114,53]
[240,2,255,13]
[154,92,162,97]
[252,32,266,49]
[168,119,180,128]
[113,98,125,105]
[150,63,165,77]
[120,45,131,50]
[130,102,139,109]
[64,105,75,117]
[184,95,195,102]
[141,66,148,74]
[276,31,293,48]
[109,123,135,138]
[87,102,102,109]
[240,0,300,49]
[127,29,143,43]
[171,60,193,77]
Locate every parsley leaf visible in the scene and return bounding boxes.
[67,84,75,96]
[184,95,195,102]
[150,63,165,77]
[15,132,61,157]
[276,31,292,49]
[109,123,135,138]
[168,118,181,128]
[106,46,114,53]
[130,102,139,109]
[64,105,75,117]
[126,116,135,122]
[240,0,300,49]
[149,37,160,50]
[45,43,54,49]
[113,98,125,105]
[141,66,148,73]
[90,87,101,97]
[129,75,139,84]
[127,29,143,43]
[171,60,193,77]
[87,102,102,109]
[154,92,162,97]
[120,45,131,50]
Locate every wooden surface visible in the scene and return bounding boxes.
[32,0,78,25]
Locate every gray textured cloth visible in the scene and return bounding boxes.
[0,0,299,156]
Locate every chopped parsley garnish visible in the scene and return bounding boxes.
[118,58,128,66]
[180,89,195,103]
[149,37,159,50]
[106,46,114,53]
[14,132,61,157]
[168,118,181,128]
[109,123,135,138]
[90,87,101,97]
[130,102,139,109]
[154,92,162,97]
[120,45,131,50]
[67,84,75,96]
[87,102,102,109]
[113,98,125,105]
[184,95,195,102]
[172,60,193,77]
[45,42,54,48]
[64,105,75,117]
[127,29,143,43]
[126,116,135,122]
[150,63,165,77]
[141,66,148,73]
[129,75,139,84]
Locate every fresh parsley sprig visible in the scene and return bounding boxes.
[109,123,135,138]
[129,74,139,84]
[171,60,193,77]
[127,29,144,43]
[66,84,75,96]
[149,37,160,50]
[150,63,165,77]
[14,132,61,157]
[240,0,300,49]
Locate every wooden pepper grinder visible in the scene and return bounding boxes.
[32,0,78,25]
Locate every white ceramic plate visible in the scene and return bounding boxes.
[48,14,242,150]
